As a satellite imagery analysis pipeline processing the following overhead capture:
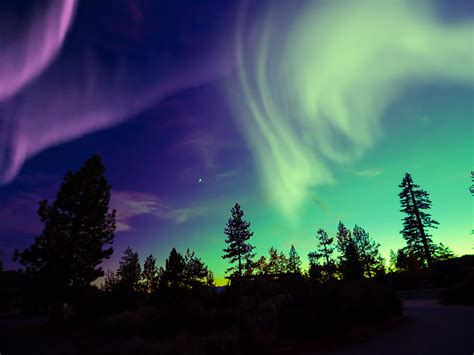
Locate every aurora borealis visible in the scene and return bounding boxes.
[0,0,472,284]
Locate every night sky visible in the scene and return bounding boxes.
[0,0,472,285]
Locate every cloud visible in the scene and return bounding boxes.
[355,168,383,177]
[232,0,473,218]
[160,207,207,224]
[110,191,163,231]
[0,189,204,236]
[111,190,205,232]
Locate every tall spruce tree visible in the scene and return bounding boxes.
[117,247,141,291]
[14,155,116,321]
[222,203,255,278]
[287,245,302,274]
[399,173,438,267]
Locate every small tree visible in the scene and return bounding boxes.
[287,245,302,274]
[267,247,287,274]
[434,243,456,262]
[352,225,385,277]
[183,249,209,288]
[102,270,120,292]
[336,222,363,281]
[399,173,439,267]
[310,228,336,281]
[254,256,269,275]
[141,254,159,293]
[470,171,473,234]
[117,247,141,291]
[161,248,185,289]
[0,249,5,311]
[14,155,116,322]
[308,252,323,282]
[222,203,256,278]
[390,247,421,272]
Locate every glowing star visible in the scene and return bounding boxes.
[198,178,203,183]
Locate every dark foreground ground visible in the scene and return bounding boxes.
[302,299,474,355]
[0,300,472,355]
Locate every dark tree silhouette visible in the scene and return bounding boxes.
[183,248,210,288]
[470,171,474,196]
[14,155,116,322]
[471,171,473,235]
[390,247,421,272]
[141,254,159,294]
[254,255,268,275]
[352,225,385,277]
[161,248,185,289]
[102,269,120,292]
[335,222,351,255]
[308,252,323,282]
[287,245,302,274]
[117,247,141,291]
[399,173,439,267]
[336,222,364,281]
[222,203,255,278]
[266,247,288,274]
[309,228,336,281]
[434,243,456,261]
[0,249,6,312]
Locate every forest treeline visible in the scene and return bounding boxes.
[6,156,459,303]
[0,155,471,354]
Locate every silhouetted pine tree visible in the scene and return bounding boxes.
[102,270,120,292]
[141,254,159,293]
[287,245,302,274]
[470,171,474,196]
[117,247,141,291]
[399,173,438,267]
[352,225,385,277]
[309,228,336,281]
[336,222,363,281]
[254,256,268,275]
[308,252,323,282]
[183,249,209,288]
[267,247,287,274]
[0,250,3,306]
[161,248,185,288]
[14,155,116,322]
[390,247,421,272]
[222,203,255,278]
[434,243,456,262]
[471,171,473,234]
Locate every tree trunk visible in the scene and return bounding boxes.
[407,180,432,267]
[49,301,64,324]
